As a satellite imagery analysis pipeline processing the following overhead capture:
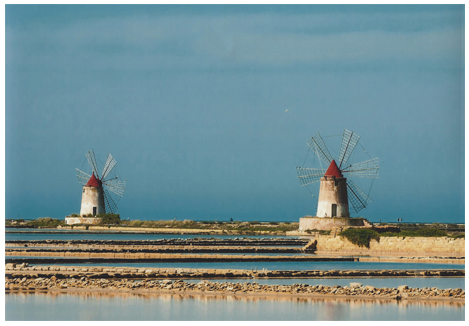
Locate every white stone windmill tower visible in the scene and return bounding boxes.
[75,150,126,217]
[296,129,379,231]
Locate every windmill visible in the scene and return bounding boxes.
[76,150,126,216]
[296,129,379,218]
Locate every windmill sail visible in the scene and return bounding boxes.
[77,150,126,215]
[342,158,379,178]
[337,129,360,169]
[86,150,100,179]
[307,132,333,165]
[297,130,378,217]
[103,189,118,214]
[76,168,91,185]
[296,167,326,186]
[103,178,126,197]
[346,179,372,213]
[101,153,117,181]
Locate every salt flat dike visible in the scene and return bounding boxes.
[6,239,464,264]
[6,263,465,279]
[5,275,465,302]
[6,225,294,235]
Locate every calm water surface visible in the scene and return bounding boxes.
[5,232,292,241]
[5,231,465,321]
[5,292,464,321]
[184,277,465,290]
[33,260,464,271]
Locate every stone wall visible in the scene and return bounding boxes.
[315,235,465,257]
[64,217,102,225]
[316,177,349,217]
[80,186,105,216]
[299,216,369,231]
[59,225,225,233]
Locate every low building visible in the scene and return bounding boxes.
[64,216,102,225]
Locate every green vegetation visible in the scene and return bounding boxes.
[451,234,465,239]
[224,222,298,233]
[5,219,20,227]
[5,217,66,228]
[380,228,448,237]
[4,217,298,234]
[398,223,465,232]
[339,228,380,248]
[339,227,456,248]
[97,213,121,225]
[305,229,331,235]
[121,219,298,234]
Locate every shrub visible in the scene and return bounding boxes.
[415,228,447,237]
[26,217,65,228]
[97,213,121,225]
[381,228,448,238]
[128,220,144,227]
[339,228,380,248]
[305,229,331,235]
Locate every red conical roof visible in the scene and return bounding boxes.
[86,172,102,187]
[324,159,343,178]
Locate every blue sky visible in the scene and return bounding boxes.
[5,5,465,223]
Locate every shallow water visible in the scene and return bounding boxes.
[5,292,465,321]
[5,231,465,321]
[5,232,293,241]
[33,260,464,271]
[184,277,465,290]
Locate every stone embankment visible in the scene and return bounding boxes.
[7,247,301,254]
[315,235,465,257]
[5,276,465,301]
[9,225,298,235]
[5,256,356,265]
[5,238,308,254]
[6,238,308,247]
[6,239,464,264]
[5,263,465,279]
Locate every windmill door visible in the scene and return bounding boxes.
[93,207,97,216]
[331,204,337,217]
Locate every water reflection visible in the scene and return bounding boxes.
[8,291,464,308]
[21,260,464,271]
[184,277,465,290]
[6,291,464,321]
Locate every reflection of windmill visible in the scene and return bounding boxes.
[296,129,379,217]
[76,150,126,216]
